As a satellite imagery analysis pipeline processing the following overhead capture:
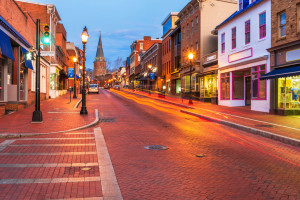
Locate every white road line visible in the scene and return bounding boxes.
[48,112,80,114]
[53,197,103,200]
[94,127,123,200]
[0,177,101,184]
[0,163,99,168]
[0,140,15,152]
[0,152,96,156]
[9,144,95,147]
[63,132,94,135]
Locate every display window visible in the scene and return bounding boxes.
[50,73,58,90]
[221,72,230,100]
[19,66,26,101]
[278,76,300,110]
[200,75,218,98]
[252,65,266,100]
[232,71,244,100]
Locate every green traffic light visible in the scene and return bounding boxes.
[43,37,50,44]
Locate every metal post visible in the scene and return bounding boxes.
[80,43,88,115]
[32,19,43,122]
[189,60,193,104]
[73,62,77,98]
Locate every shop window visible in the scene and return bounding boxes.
[259,12,266,39]
[279,12,286,37]
[251,65,266,99]
[278,76,300,109]
[185,75,190,92]
[200,75,218,98]
[232,71,244,99]
[19,66,26,101]
[239,0,242,10]
[0,60,3,101]
[232,27,236,49]
[221,72,230,100]
[221,33,225,53]
[245,20,251,44]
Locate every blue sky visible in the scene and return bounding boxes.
[23,0,189,69]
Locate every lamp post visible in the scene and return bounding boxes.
[79,65,83,94]
[80,26,89,115]
[147,64,152,94]
[72,57,77,99]
[188,53,194,104]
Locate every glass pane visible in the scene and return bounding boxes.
[221,78,225,99]
[232,71,244,76]
[226,77,230,99]
[252,67,258,72]
[280,13,286,25]
[278,78,286,109]
[252,73,258,98]
[20,66,25,101]
[259,72,266,99]
[281,25,286,37]
[233,76,244,99]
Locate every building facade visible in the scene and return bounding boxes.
[94,33,106,77]
[216,0,271,112]
[264,0,300,115]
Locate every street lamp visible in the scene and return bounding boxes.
[188,53,194,104]
[148,64,152,94]
[80,26,89,115]
[72,57,78,99]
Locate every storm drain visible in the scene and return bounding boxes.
[100,118,116,123]
[255,124,274,128]
[144,145,169,150]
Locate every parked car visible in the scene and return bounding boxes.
[104,85,110,89]
[113,85,120,90]
[88,84,99,94]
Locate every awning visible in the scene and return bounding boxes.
[76,75,79,79]
[260,66,300,80]
[21,47,33,70]
[0,29,14,60]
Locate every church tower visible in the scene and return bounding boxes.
[93,33,107,77]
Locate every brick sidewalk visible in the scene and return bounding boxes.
[0,93,97,134]
[122,89,300,142]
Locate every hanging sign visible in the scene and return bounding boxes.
[68,68,74,79]
[150,73,155,80]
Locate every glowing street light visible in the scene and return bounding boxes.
[80,26,89,115]
[188,52,194,104]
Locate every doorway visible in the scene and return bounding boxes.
[245,76,251,106]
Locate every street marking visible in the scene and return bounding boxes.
[0,176,101,184]
[63,132,94,135]
[0,152,96,156]
[0,140,15,152]
[48,112,80,114]
[9,144,96,147]
[53,197,103,200]
[17,137,95,140]
[94,127,123,200]
[0,163,99,168]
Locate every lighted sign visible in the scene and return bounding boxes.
[25,52,33,60]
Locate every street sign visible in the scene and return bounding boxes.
[40,51,55,57]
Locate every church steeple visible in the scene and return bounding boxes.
[95,33,105,62]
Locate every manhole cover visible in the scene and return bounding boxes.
[196,154,207,158]
[81,167,91,171]
[100,118,116,123]
[144,145,169,150]
[255,124,274,128]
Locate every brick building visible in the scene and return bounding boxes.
[161,12,178,94]
[94,33,106,77]
[0,0,38,117]
[139,42,162,91]
[178,0,236,100]
[129,36,161,88]
[16,0,66,99]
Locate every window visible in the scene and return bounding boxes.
[191,20,193,35]
[259,12,266,39]
[196,16,199,31]
[232,27,236,49]
[245,20,250,44]
[169,39,171,51]
[166,41,168,53]
[187,23,189,38]
[232,71,244,99]
[221,33,225,53]
[221,73,230,100]
[196,42,199,50]
[140,43,144,50]
[182,27,185,40]
[239,0,242,10]
[279,12,286,37]
[162,44,164,56]
[178,31,181,44]
[252,65,266,99]
[297,4,300,32]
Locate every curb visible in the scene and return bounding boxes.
[74,98,82,108]
[180,110,300,147]
[122,90,193,109]
[0,109,100,139]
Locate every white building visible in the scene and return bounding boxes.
[216,0,271,112]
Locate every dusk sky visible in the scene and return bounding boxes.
[23,0,189,70]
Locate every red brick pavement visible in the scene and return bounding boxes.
[0,93,96,134]
[122,89,300,141]
[99,89,300,199]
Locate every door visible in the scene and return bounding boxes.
[245,76,251,106]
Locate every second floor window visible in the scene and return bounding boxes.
[245,20,250,44]
[187,24,189,37]
[232,27,236,49]
[279,12,286,37]
[182,28,185,40]
[221,33,225,53]
[239,0,242,10]
[191,20,194,35]
[259,12,266,39]
[196,16,199,31]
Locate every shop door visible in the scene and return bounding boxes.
[245,76,251,106]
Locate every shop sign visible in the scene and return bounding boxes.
[25,52,33,60]
[150,73,155,80]
[206,54,216,62]
[286,48,300,62]
[228,48,252,63]
[68,68,74,79]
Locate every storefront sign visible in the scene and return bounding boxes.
[150,73,155,80]
[68,68,74,79]
[25,52,33,60]
[206,55,216,62]
[228,48,252,63]
[286,48,300,62]
[40,51,55,57]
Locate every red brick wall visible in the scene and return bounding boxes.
[162,36,172,79]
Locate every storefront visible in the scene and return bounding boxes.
[171,72,181,95]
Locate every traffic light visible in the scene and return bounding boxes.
[43,25,50,44]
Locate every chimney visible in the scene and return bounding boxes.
[144,36,151,41]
